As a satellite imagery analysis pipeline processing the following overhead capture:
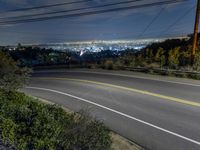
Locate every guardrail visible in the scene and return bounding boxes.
[33,64,200,79]
[33,64,84,70]
[123,66,200,77]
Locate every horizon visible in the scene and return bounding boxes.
[0,35,188,47]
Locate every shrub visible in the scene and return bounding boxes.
[168,47,181,69]
[102,60,114,70]
[193,50,200,71]
[0,90,111,150]
[187,74,200,80]
[0,116,16,146]
[0,51,31,91]
[155,47,166,68]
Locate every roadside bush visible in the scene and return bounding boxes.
[187,74,200,80]
[168,47,180,69]
[0,51,31,91]
[0,90,112,150]
[193,50,200,71]
[102,60,114,70]
[155,47,166,68]
[0,116,16,146]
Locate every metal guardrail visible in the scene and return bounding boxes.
[123,66,200,76]
[33,64,200,78]
[33,64,84,70]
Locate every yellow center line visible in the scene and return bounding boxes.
[34,77,200,107]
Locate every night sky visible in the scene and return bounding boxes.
[0,0,197,45]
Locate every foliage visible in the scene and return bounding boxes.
[0,116,16,146]
[102,60,115,70]
[8,46,70,66]
[168,47,181,69]
[155,47,165,68]
[0,90,111,150]
[2,35,200,73]
[194,49,200,71]
[179,49,190,67]
[0,51,31,91]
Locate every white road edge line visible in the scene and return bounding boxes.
[26,86,200,146]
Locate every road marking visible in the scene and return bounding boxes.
[36,70,200,87]
[70,71,200,87]
[35,77,200,107]
[26,86,200,146]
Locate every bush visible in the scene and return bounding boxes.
[0,51,31,91]
[102,60,114,70]
[187,74,200,80]
[193,50,200,71]
[0,90,111,150]
[0,116,16,146]
[168,47,180,69]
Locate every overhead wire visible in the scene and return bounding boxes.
[0,0,188,26]
[0,0,93,13]
[137,6,166,39]
[0,0,145,20]
[158,5,195,37]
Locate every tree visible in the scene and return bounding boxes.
[17,43,22,50]
[168,47,181,69]
[194,49,200,71]
[121,49,136,66]
[0,51,31,91]
[155,47,166,68]
[179,50,190,67]
[143,48,154,64]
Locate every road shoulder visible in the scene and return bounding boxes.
[34,96,143,150]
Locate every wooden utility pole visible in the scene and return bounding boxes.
[192,0,200,65]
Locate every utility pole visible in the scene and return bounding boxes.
[192,0,200,65]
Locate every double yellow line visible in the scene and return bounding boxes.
[35,77,200,107]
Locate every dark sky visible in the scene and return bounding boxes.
[0,0,197,45]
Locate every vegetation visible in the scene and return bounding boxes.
[9,46,70,67]
[0,50,112,150]
[1,34,200,79]
[0,51,31,91]
[90,36,200,80]
[0,90,111,150]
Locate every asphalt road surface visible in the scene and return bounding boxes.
[22,69,200,150]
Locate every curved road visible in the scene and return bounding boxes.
[22,69,200,150]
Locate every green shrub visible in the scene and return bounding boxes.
[168,47,181,69]
[0,51,31,91]
[0,116,16,145]
[0,90,112,150]
[193,50,200,71]
[61,111,111,150]
[187,74,200,80]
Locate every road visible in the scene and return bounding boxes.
[22,69,200,150]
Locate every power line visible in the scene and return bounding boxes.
[0,0,145,20]
[0,0,93,13]
[137,6,165,39]
[0,30,70,36]
[159,5,195,37]
[0,0,188,26]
